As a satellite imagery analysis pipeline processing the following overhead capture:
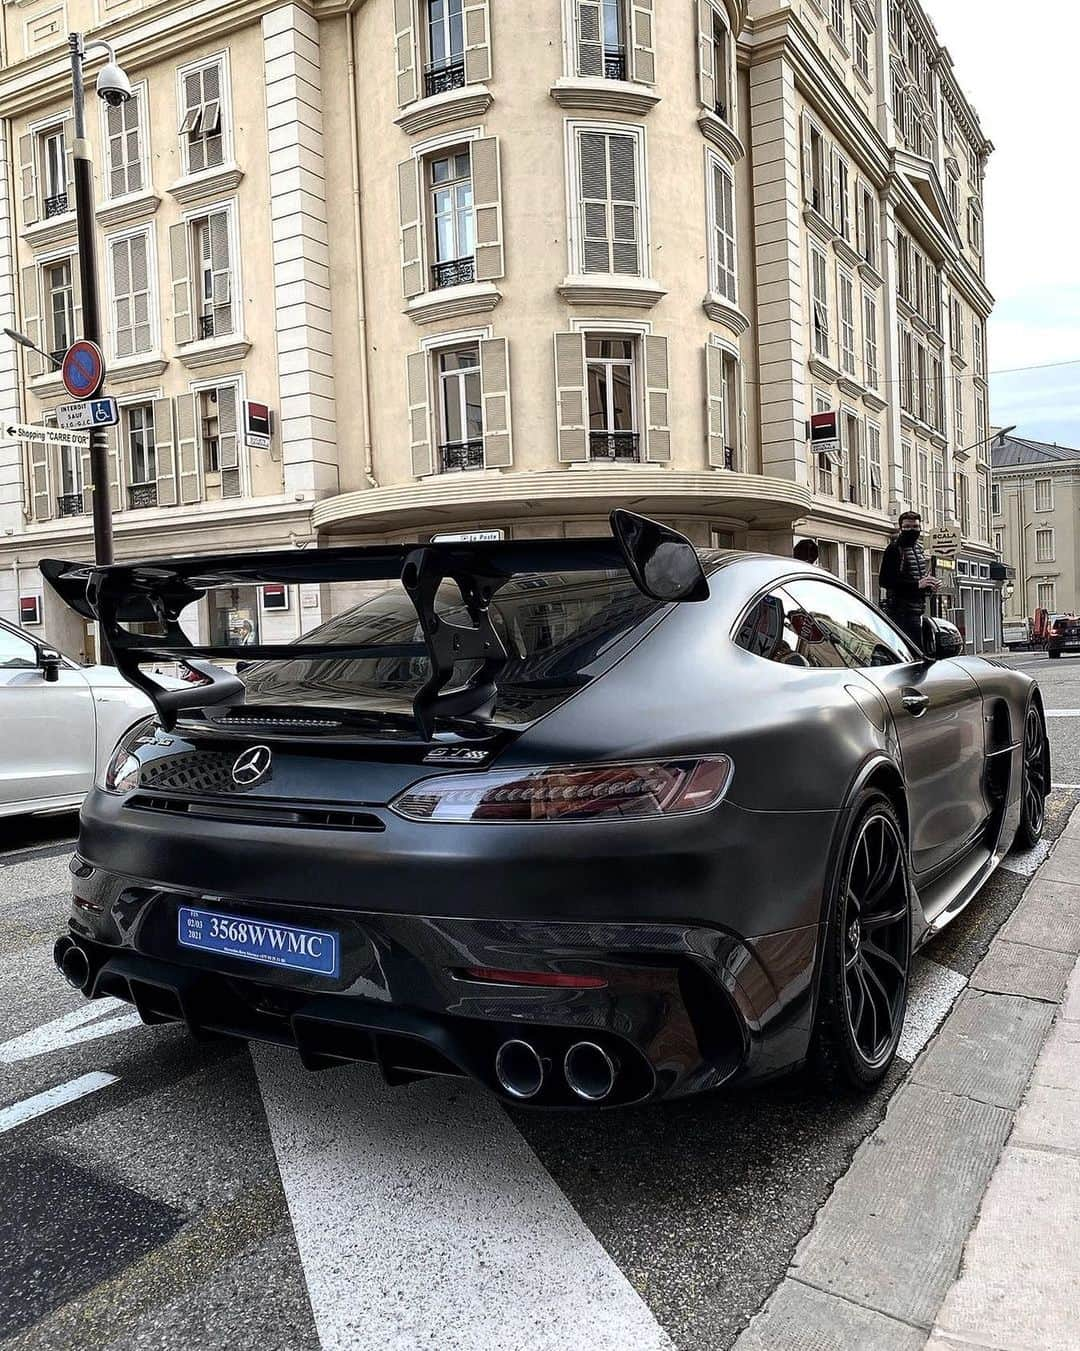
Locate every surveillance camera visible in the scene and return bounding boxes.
[96,60,132,107]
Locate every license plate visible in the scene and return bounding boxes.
[177,906,340,978]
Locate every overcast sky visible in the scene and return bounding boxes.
[927,0,1080,447]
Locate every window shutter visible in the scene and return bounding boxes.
[397,157,424,298]
[821,141,834,224]
[706,343,726,469]
[209,211,233,334]
[406,350,433,477]
[608,134,640,276]
[217,384,240,477]
[697,0,716,111]
[479,337,512,468]
[125,98,143,194]
[112,237,134,358]
[183,69,206,172]
[106,101,127,198]
[29,440,51,521]
[579,131,610,273]
[64,136,75,203]
[71,255,83,343]
[18,133,38,227]
[553,331,587,463]
[79,443,92,514]
[576,1,603,77]
[169,222,193,345]
[643,334,670,462]
[800,112,813,204]
[175,392,202,503]
[394,0,418,107]
[630,0,655,85]
[854,184,864,257]
[463,0,492,84]
[20,266,43,378]
[154,396,178,507]
[470,137,504,282]
[130,233,151,353]
[829,146,842,232]
[106,425,121,512]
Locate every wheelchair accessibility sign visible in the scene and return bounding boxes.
[56,398,120,430]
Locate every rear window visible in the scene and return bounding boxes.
[241,570,662,724]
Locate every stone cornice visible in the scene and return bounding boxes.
[549,78,660,118]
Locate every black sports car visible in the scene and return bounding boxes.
[43,512,1048,1107]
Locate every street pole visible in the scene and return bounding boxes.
[69,31,113,568]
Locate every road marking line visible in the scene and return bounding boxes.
[0,998,142,1065]
[253,1047,673,1351]
[899,957,967,1063]
[0,1072,118,1134]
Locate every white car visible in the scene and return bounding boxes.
[0,616,161,818]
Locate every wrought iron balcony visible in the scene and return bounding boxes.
[198,313,216,340]
[424,60,466,98]
[49,350,66,369]
[127,482,158,510]
[431,257,475,290]
[589,431,640,462]
[439,439,484,473]
[56,493,84,517]
[723,445,735,470]
[604,51,627,80]
[43,192,69,218]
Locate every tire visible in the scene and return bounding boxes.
[1014,703,1048,849]
[811,790,911,1093]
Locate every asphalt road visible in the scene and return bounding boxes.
[1,652,1077,1351]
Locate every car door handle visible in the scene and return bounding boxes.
[901,690,930,715]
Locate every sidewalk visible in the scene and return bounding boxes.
[736,805,1080,1351]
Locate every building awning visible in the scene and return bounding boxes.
[989,561,1014,581]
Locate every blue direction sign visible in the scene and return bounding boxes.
[56,397,119,430]
[61,340,106,400]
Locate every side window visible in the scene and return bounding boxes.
[734,590,846,669]
[784,579,918,668]
[0,626,38,669]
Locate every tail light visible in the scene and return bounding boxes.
[391,756,733,824]
[99,717,157,794]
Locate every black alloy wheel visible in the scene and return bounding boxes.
[813,792,911,1092]
[1016,704,1047,849]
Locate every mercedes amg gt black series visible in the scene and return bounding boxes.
[43,512,1049,1107]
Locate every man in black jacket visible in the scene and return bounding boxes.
[878,511,941,650]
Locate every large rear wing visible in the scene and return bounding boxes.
[41,509,709,739]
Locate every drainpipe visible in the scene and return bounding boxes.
[346,4,377,489]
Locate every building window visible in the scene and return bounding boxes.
[38,125,68,218]
[110,232,153,358]
[853,14,870,80]
[950,296,964,356]
[842,408,861,504]
[437,345,484,471]
[972,319,985,376]
[707,341,741,470]
[429,149,476,288]
[190,210,233,339]
[104,89,144,199]
[901,439,913,507]
[191,382,241,498]
[710,6,732,120]
[425,0,467,94]
[43,259,75,364]
[934,454,945,527]
[830,0,845,42]
[813,389,837,496]
[867,420,882,511]
[586,335,638,460]
[955,470,969,536]
[833,150,850,240]
[974,389,987,458]
[838,268,856,377]
[805,120,827,216]
[1037,582,1055,613]
[810,244,829,360]
[862,290,879,389]
[993,529,1003,555]
[991,481,1001,516]
[576,0,630,81]
[1034,478,1054,513]
[577,127,641,276]
[946,162,960,220]
[967,199,983,255]
[858,185,877,268]
[954,375,965,448]
[125,403,157,508]
[711,159,737,303]
[918,447,929,520]
[179,58,225,175]
[200,388,221,473]
[929,352,944,433]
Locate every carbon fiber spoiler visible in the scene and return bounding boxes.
[40,509,708,739]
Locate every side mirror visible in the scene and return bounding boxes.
[609,509,710,603]
[38,647,62,682]
[922,617,964,661]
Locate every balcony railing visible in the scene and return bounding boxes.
[604,50,627,80]
[723,445,735,470]
[198,313,216,339]
[127,482,158,510]
[49,349,66,369]
[440,439,484,473]
[589,431,640,462]
[44,192,69,218]
[431,256,475,290]
[424,59,466,98]
[56,492,85,517]
[715,99,729,122]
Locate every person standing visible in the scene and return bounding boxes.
[878,511,941,650]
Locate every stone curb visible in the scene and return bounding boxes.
[733,805,1080,1351]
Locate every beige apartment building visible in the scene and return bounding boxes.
[0,0,995,657]
[992,433,1080,625]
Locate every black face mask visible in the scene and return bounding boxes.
[899,528,920,546]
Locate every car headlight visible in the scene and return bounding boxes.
[391,756,734,824]
[99,717,158,794]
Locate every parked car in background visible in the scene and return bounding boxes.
[0,616,163,818]
[1047,614,1080,659]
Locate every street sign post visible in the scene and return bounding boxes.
[929,526,962,560]
[809,410,840,458]
[56,397,119,430]
[61,339,106,400]
[5,420,90,449]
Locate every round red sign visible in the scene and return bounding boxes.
[62,340,106,401]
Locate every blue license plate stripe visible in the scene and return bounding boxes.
[177,906,339,978]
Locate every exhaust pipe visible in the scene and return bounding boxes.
[494,1039,545,1100]
[564,1041,617,1102]
[54,937,91,992]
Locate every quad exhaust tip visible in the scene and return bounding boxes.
[494,1039,545,1100]
[54,936,90,992]
[564,1041,617,1102]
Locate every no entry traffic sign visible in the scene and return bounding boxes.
[62,340,106,400]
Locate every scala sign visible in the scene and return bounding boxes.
[929,527,961,559]
[809,410,840,458]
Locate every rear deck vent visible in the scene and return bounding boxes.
[212,715,343,730]
[127,793,385,833]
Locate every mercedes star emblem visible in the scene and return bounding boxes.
[231,745,273,788]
